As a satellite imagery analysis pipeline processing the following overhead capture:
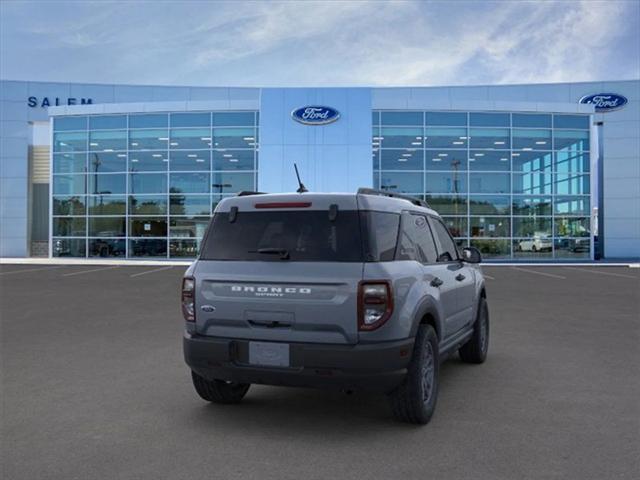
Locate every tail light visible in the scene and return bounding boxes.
[181,277,195,322]
[358,281,393,331]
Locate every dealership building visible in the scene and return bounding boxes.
[0,79,638,261]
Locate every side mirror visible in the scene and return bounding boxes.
[462,246,482,264]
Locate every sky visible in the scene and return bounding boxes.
[1,0,639,87]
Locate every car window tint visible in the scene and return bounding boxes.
[413,215,438,263]
[429,217,458,262]
[362,211,400,262]
[396,213,437,263]
[200,210,363,262]
[396,214,420,261]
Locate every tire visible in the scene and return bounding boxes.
[389,324,439,425]
[191,371,250,404]
[459,297,489,364]
[531,245,537,252]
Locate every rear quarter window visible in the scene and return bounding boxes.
[360,211,400,262]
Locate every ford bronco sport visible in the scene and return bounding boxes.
[182,188,489,424]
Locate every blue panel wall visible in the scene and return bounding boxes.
[258,88,373,193]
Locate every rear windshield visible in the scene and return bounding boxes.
[200,210,400,262]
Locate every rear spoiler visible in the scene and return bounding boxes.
[235,188,430,209]
[236,191,267,197]
[357,188,430,209]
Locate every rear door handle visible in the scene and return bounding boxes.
[455,274,466,281]
[430,277,443,287]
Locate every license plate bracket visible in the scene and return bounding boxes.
[248,341,290,367]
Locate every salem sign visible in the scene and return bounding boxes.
[28,97,93,108]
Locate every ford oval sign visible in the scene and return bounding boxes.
[291,106,340,125]
[579,93,628,112]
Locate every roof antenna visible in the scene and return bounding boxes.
[294,163,308,193]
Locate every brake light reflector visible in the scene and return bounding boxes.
[358,281,393,331]
[182,276,195,322]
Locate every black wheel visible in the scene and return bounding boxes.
[389,324,439,425]
[191,371,250,404]
[531,245,537,252]
[459,297,489,364]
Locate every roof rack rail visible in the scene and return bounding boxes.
[357,188,430,209]
[236,191,267,197]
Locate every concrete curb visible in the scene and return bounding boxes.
[0,258,192,267]
[1,258,638,268]
[483,262,640,267]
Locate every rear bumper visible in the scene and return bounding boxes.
[183,333,414,393]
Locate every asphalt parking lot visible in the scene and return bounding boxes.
[1,264,639,480]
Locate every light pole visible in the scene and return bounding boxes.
[451,158,461,215]
[212,183,232,195]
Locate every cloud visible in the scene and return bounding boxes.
[0,0,638,86]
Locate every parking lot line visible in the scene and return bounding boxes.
[511,266,566,279]
[62,266,120,277]
[563,266,638,279]
[129,266,174,277]
[0,266,63,276]
[482,273,495,280]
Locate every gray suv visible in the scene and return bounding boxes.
[182,188,489,424]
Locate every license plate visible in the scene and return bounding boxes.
[248,341,290,367]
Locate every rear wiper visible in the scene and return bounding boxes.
[250,247,290,260]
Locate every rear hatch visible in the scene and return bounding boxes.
[194,195,363,345]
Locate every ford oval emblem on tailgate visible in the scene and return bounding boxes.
[200,305,216,312]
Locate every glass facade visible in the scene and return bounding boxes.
[52,111,258,258]
[51,107,592,261]
[373,111,592,259]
